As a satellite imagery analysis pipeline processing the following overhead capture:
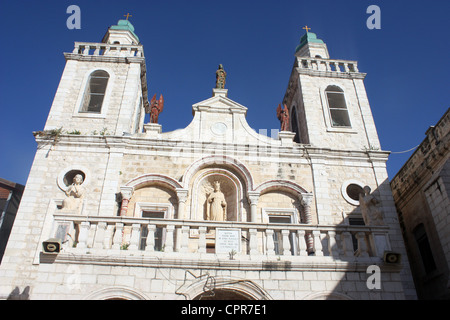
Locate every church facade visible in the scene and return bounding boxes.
[0,20,416,300]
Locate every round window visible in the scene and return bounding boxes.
[63,170,86,187]
[341,180,366,206]
[346,184,364,202]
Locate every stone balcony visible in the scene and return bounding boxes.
[72,41,144,57]
[63,42,145,64]
[296,57,365,79]
[43,213,396,271]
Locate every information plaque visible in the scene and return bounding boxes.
[215,228,241,254]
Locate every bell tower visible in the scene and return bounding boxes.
[43,19,148,136]
[284,29,381,151]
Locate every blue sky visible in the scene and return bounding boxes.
[0,0,448,185]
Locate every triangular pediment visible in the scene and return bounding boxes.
[192,89,247,115]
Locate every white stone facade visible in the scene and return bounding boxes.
[0,23,416,300]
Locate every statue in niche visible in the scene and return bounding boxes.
[206,181,227,221]
[215,64,227,89]
[62,174,85,213]
[277,103,290,131]
[359,186,384,226]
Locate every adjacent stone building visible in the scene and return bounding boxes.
[0,178,24,264]
[391,108,450,300]
[0,20,416,300]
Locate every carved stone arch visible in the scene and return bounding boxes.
[125,173,183,191]
[254,180,314,224]
[254,179,308,195]
[176,274,272,300]
[190,168,245,221]
[302,291,353,300]
[83,286,149,300]
[181,155,254,192]
[121,174,183,218]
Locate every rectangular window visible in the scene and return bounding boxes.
[139,211,165,251]
[269,215,296,255]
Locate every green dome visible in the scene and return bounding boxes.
[295,32,324,53]
[110,19,139,41]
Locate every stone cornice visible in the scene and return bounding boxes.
[64,52,145,65]
[34,134,390,164]
[296,67,367,79]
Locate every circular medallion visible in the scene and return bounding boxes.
[211,122,227,136]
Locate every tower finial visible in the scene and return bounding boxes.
[124,13,132,20]
[302,25,311,33]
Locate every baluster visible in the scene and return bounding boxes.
[326,231,339,257]
[112,222,124,250]
[297,230,308,256]
[179,226,190,253]
[93,222,107,249]
[198,227,207,253]
[312,230,323,256]
[72,43,80,54]
[334,62,340,72]
[341,231,354,257]
[344,63,350,72]
[82,45,90,55]
[249,229,259,255]
[104,46,111,56]
[77,221,90,249]
[282,230,291,256]
[145,224,156,252]
[103,224,115,249]
[165,225,175,253]
[306,60,312,69]
[265,229,275,256]
[93,45,100,56]
[128,223,141,251]
[355,232,369,257]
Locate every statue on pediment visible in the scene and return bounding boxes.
[277,104,290,132]
[149,94,164,124]
[215,64,227,89]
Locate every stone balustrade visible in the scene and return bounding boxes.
[52,213,391,261]
[71,42,144,58]
[297,57,359,73]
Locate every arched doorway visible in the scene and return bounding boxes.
[193,289,253,300]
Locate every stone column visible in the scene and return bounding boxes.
[175,189,189,252]
[176,189,189,220]
[119,186,134,216]
[247,191,260,223]
[300,193,314,254]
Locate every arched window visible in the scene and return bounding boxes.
[325,85,351,127]
[81,70,110,113]
[290,106,300,143]
[413,224,437,274]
